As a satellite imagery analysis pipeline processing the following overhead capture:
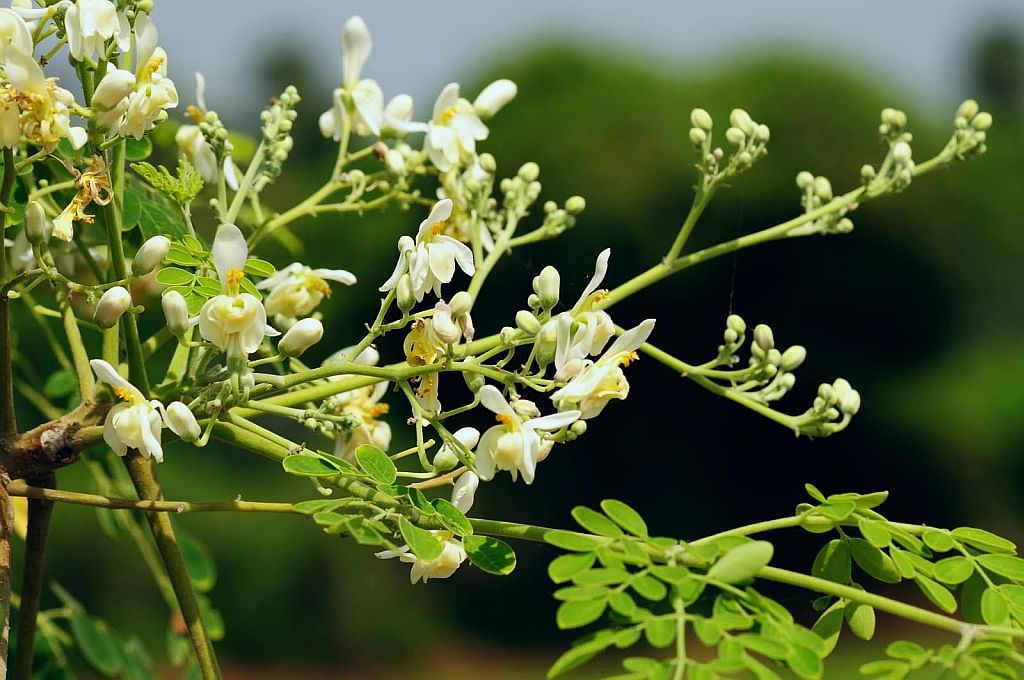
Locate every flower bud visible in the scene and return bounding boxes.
[690,108,713,131]
[433,447,459,472]
[565,195,586,215]
[94,286,132,329]
[165,401,201,443]
[726,314,746,335]
[891,141,912,164]
[396,274,416,313]
[92,68,135,112]
[25,201,50,245]
[972,112,993,131]
[860,164,876,182]
[570,420,587,437]
[132,235,170,275]
[753,324,774,350]
[162,290,191,337]
[839,388,861,415]
[796,171,814,189]
[517,162,540,182]
[515,309,540,335]
[478,153,497,173]
[432,302,461,344]
[384,94,414,124]
[688,128,707,145]
[780,345,807,371]
[499,326,517,345]
[725,127,745,146]
[729,108,754,135]
[755,124,770,142]
[464,370,485,394]
[279,318,323,357]
[473,79,517,118]
[449,291,473,318]
[812,176,833,201]
[957,99,979,120]
[534,266,560,308]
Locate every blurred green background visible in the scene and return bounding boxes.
[11,2,1024,678]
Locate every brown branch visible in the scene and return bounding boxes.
[12,473,55,680]
[0,401,107,480]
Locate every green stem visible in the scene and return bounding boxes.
[7,481,296,514]
[664,182,715,264]
[11,473,56,680]
[225,143,265,225]
[1,147,18,436]
[248,179,341,249]
[56,286,95,400]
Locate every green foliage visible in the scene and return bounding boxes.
[354,444,397,485]
[130,157,204,205]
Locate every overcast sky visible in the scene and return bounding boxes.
[151,1,1024,123]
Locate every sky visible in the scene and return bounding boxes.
[151,0,1024,122]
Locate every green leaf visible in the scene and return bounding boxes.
[125,174,189,238]
[345,517,386,546]
[464,535,516,575]
[281,454,341,477]
[44,369,77,400]
[243,258,276,278]
[178,531,216,592]
[811,540,851,584]
[858,518,891,548]
[889,547,917,579]
[554,585,609,602]
[693,618,722,646]
[933,556,974,585]
[544,530,604,552]
[556,599,606,630]
[951,527,1017,554]
[886,640,927,662]
[197,594,224,641]
[976,553,1024,580]
[737,634,788,660]
[650,565,689,584]
[815,500,856,522]
[708,540,773,585]
[69,613,123,677]
[923,528,955,553]
[844,601,876,641]
[914,574,958,613]
[571,505,624,538]
[811,603,843,654]
[398,517,442,561]
[155,267,195,287]
[787,644,824,679]
[574,567,630,586]
[643,617,676,648]
[547,636,613,678]
[125,136,153,161]
[851,491,889,510]
[981,588,1010,625]
[432,498,473,537]
[599,499,648,537]
[130,158,203,205]
[608,591,637,616]
[805,483,827,502]
[165,244,200,266]
[292,499,344,515]
[630,574,667,601]
[548,552,596,584]
[849,539,900,584]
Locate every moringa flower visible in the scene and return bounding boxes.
[90,359,166,461]
[551,319,656,419]
[65,0,129,62]
[3,43,87,151]
[379,199,474,302]
[475,385,579,484]
[256,262,356,324]
[423,83,488,172]
[117,13,177,139]
[325,346,392,462]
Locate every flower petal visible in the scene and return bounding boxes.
[432,82,460,122]
[525,410,580,431]
[574,248,611,311]
[211,223,248,287]
[90,359,143,401]
[478,385,515,419]
[604,319,656,358]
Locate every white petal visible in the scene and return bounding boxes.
[417,199,453,242]
[341,16,372,88]
[427,243,457,286]
[4,45,46,94]
[574,248,611,311]
[133,12,157,75]
[478,385,515,419]
[435,235,475,276]
[68,127,88,150]
[90,359,144,401]
[473,79,517,118]
[352,79,384,136]
[604,319,656,358]
[432,82,460,122]
[474,428,500,480]
[312,268,357,285]
[194,71,207,111]
[451,471,479,513]
[211,223,248,287]
[255,262,302,290]
[525,410,580,432]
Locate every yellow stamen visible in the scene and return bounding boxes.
[439,105,457,124]
[147,56,166,78]
[186,105,203,123]
[431,220,447,237]
[113,386,136,403]
[367,403,390,417]
[619,351,639,367]
[227,268,245,288]
[495,414,515,426]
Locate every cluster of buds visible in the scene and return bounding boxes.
[951,99,991,160]
[791,171,853,235]
[797,378,861,437]
[862,108,916,196]
[688,108,770,181]
[254,85,300,192]
[744,323,806,404]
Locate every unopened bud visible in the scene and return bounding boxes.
[279,318,323,357]
[92,68,135,114]
[478,152,497,173]
[725,127,745,146]
[433,447,459,471]
[162,290,191,337]
[812,176,833,201]
[473,79,517,118]
[396,274,416,313]
[565,195,586,215]
[860,164,875,181]
[780,345,806,371]
[570,420,587,437]
[464,370,485,394]
[165,401,201,443]
[755,124,770,142]
[689,128,707,145]
[385,149,406,175]
[972,112,992,131]
[432,302,461,343]
[25,201,49,245]
[729,108,754,135]
[891,141,912,164]
[94,286,132,329]
[517,162,540,182]
[449,291,473,318]
[956,99,979,121]
[839,388,861,415]
[726,314,746,335]
[753,324,774,350]
[690,108,713,131]
[499,326,517,345]
[132,235,170,275]
[515,309,540,335]
[796,171,814,189]
[534,265,560,308]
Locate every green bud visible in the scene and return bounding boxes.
[780,345,806,371]
[515,310,541,335]
[534,266,560,308]
[464,370,485,394]
[25,201,50,245]
[729,108,754,135]
[543,200,557,214]
[956,99,979,120]
[565,195,586,214]
[972,112,993,131]
[397,274,416,313]
[499,326,518,345]
[755,124,770,142]
[688,127,707,145]
[766,348,782,366]
[723,329,738,344]
[796,171,814,189]
[518,162,540,182]
[836,218,854,233]
[725,127,745,146]
[449,291,473,318]
[860,164,876,181]
[726,314,746,334]
[891,141,912,164]
[527,293,540,308]
[737,151,752,166]
[813,176,833,201]
[570,420,587,437]
[478,152,497,173]
[690,108,713,131]
[753,324,774,350]
[433,447,459,471]
[840,389,861,415]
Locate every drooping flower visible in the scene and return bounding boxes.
[379,199,474,302]
[51,155,113,241]
[90,359,165,461]
[403,316,449,413]
[65,0,129,62]
[551,319,656,419]
[374,472,480,583]
[325,346,392,462]
[256,262,356,324]
[197,224,278,362]
[3,43,87,151]
[475,385,580,484]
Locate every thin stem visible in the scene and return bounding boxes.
[11,473,56,680]
[248,179,341,250]
[7,481,296,514]
[56,286,95,400]
[664,181,715,264]
[1,146,19,436]
[225,143,265,224]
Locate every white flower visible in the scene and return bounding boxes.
[379,199,475,302]
[164,401,200,443]
[116,14,177,139]
[3,44,87,150]
[552,319,656,419]
[374,471,478,584]
[91,66,136,131]
[65,0,129,62]
[473,79,517,119]
[424,83,489,172]
[256,262,356,322]
[325,346,392,462]
[175,74,239,188]
[197,224,277,360]
[475,385,580,484]
[90,359,167,462]
[0,8,32,57]
[278,317,323,357]
[93,285,132,329]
